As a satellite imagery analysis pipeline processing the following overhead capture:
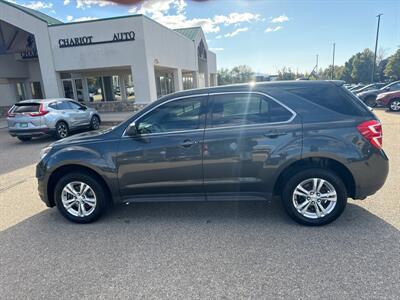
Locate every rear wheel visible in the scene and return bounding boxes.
[90,115,100,130]
[364,96,377,107]
[389,99,400,112]
[55,121,69,139]
[17,136,32,142]
[54,172,107,223]
[281,168,347,226]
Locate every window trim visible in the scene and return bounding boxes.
[122,91,296,137]
[206,91,296,131]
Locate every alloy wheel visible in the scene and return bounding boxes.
[390,100,400,111]
[57,123,68,138]
[292,178,337,219]
[61,181,97,217]
[92,116,100,129]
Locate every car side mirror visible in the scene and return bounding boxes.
[80,105,87,110]
[125,122,138,136]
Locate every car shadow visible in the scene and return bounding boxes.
[0,200,399,299]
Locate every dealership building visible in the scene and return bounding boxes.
[0,0,217,114]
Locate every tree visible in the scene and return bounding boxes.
[277,67,296,80]
[217,65,254,85]
[384,48,400,81]
[351,49,374,83]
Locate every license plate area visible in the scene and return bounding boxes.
[19,123,28,128]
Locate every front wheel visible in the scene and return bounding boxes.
[17,136,32,142]
[90,115,100,130]
[364,96,377,107]
[281,168,347,226]
[389,99,400,112]
[54,172,107,223]
[55,121,69,139]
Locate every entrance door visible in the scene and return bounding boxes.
[117,95,208,200]
[62,80,74,99]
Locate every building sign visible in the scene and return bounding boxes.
[20,35,38,59]
[58,31,135,48]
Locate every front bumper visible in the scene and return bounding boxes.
[36,161,54,207]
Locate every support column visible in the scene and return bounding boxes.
[173,68,183,92]
[119,74,128,101]
[131,62,157,104]
[192,71,199,88]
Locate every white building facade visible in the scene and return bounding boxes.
[0,0,217,113]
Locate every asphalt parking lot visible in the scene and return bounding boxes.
[0,109,399,299]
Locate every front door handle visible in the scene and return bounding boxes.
[181,139,198,148]
[263,130,288,138]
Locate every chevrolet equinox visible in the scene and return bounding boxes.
[36,81,389,226]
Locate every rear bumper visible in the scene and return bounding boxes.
[352,149,389,199]
[9,127,52,137]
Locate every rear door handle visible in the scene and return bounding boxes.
[263,130,288,137]
[181,139,198,148]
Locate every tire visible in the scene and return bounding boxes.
[55,121,69,139]
[17,136,32,142]
[54,172,107,223]
[281,168,347,226]
[90,115,100,130]
[389,99,400,112]
[364,96,377,107]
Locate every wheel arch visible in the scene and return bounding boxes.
[47,164,112,207]
[273,157,356,198]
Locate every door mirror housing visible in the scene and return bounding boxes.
[79,105,87,110]
[125,122,138,136]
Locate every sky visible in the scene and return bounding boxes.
[5,0,400,74]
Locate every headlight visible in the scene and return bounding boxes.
[39,146,52,161]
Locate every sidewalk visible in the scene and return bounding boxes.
[0,112,134,129]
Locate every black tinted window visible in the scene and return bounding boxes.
[69,101,82,109]
[13,103,40,113]
[57,101,71,110]
[209,93,292,128]
[287,85,362,116]
[48,102,58,110]
[137,97,205,134]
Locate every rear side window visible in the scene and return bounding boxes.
[287,85,364,116]
[12,103,40,113]
[209,93,293,128]
[57,101,72,110]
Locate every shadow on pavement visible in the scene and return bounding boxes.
[0,200,398,299]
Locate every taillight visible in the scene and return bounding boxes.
[7,108,15,118]
[357,120,382,149]
[29,103,49,117]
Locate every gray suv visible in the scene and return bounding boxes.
[7,98,101,141]
[36,81,389,226]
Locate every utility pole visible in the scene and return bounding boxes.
[372,13,383,83]
[332,43,336,79]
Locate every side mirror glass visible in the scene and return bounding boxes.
[125,122,138,136]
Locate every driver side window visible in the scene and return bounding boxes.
[136,96,206,134]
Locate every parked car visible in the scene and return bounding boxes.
[376,90,400,111]
[357,81,400,107]
[7,98,101,141]
[352,82,386,94]
[36,81,388,226]
[349,84,365,91]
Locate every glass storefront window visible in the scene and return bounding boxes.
[126,74,135,101]
[30,82,43,99]
[156,71,174,98]
[16,82,26,101]
[87,77,104,102]
[182,73,194,90]
[74,79,84,102]
[62,80,74,99]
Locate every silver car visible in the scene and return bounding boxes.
[7,98,101,142]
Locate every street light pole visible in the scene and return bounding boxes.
[372,13,383,83]
[332,43,336,79]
